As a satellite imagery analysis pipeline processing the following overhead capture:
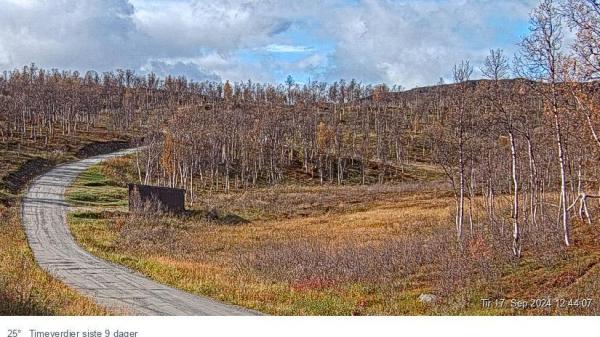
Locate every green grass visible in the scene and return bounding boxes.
[78,168,118,187]
[68,213,117,253]
[66,166,128,207]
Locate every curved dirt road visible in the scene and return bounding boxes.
[22,149,258,315]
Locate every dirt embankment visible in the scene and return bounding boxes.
[75,140,132,158]
[2,158,55,194]
[2,140,134,200]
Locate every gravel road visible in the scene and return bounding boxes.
[22,149,259,315]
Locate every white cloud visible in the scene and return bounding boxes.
[0,0,141,70]
[296,53,326,70]
[0,0,541,87]
[131,0,294,55]
[318,0,538,87]
[0,43,10,65]
[143,60,221,81]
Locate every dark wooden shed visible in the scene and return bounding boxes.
[128,184,185,214]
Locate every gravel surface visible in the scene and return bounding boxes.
[22,149,259,315]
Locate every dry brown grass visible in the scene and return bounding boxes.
[0,204,106,315]
[0,130,133,315]
[64,157,600,315]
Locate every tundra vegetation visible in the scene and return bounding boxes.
[2,0,600,315]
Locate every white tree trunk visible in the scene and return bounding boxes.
[553,106,570,246]
[509,131,521,257]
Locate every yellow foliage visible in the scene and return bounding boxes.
[316,121,333,152]
[161,132,175,176]
[223,80,233,101]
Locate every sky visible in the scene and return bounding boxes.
[0,0,540,88]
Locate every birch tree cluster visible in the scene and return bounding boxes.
[430,0,600,255]
[134,0,600,257]
[136,79,431,193]
[0,66,244,144]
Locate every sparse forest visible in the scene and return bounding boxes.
[2,0,600,315]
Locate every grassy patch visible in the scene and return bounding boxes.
[78,169,115,187]
[67,166,128,207]
[66,159,452,314]
[64,156,600,315]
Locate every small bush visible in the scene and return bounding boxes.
[238,230,449,286]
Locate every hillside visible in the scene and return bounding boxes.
[1,64,600,315]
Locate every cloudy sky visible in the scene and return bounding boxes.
[0,0,539,88]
